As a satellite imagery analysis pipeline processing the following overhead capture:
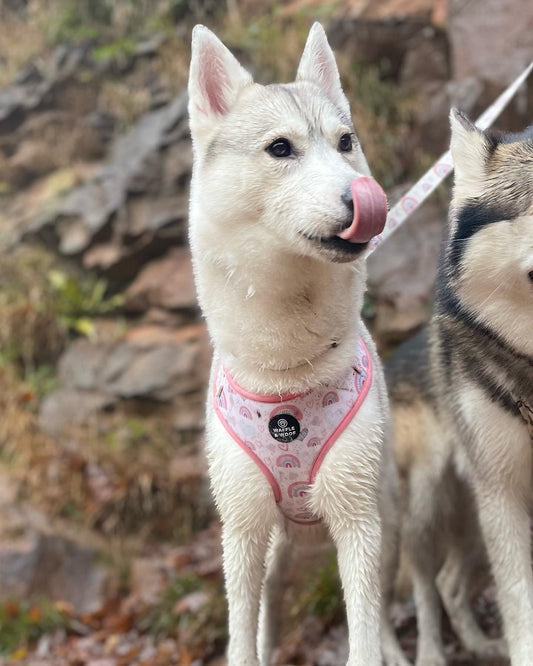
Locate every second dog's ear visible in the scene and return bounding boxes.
[188,25,253,136]
[296,22,350,116]
[450,108,490,200]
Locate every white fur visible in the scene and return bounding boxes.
[458,384,533,666]
[449,108,489,206]
[188,23,407,666]
[457,216,533,357]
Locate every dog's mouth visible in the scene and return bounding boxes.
[299,177,387,261]
[300,230,368,259]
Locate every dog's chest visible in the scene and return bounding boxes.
[213,339,372,524]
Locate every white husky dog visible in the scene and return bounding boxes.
[188,23,407,666]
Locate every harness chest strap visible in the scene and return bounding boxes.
[213,338,373,524]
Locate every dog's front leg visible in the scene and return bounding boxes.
[222,520,273,666]
[328,513,383,666]
[466,400,533,665]
[473,481,533,665]
[257,523,290,666]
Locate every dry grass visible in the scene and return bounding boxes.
[16,404,208,542]
[97,79,152,132]
[0,345,208,549]
[0,245,204,542]
[0,6,49,89]
[0,246,66,371]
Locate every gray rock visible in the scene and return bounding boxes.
[448,0,533,130]
[23,93,191,278]
[58,341,110,391]
[0,477,115,613]
[39,390,115,436]
[134,32,167,58]
[124,194,188,237]
[49,323,206,409]
[449,0,533,88]
[105,342,200,401]
[124,247,197,313]
[367,185,446,350]
[0,43,92,135]
[25,535,114,614]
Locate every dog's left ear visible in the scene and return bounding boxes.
[296,23,350,116]
[188,25,253,137]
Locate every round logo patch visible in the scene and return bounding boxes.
[268,413,300,443]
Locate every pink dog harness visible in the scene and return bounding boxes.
[213,339,372,524]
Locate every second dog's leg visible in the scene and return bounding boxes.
[223,521,273,666]
[257,523,290,666]
[437,542,507,659]
[405,468,446,666]
[411,554,445,666]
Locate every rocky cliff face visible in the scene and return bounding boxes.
[0,0,530,660]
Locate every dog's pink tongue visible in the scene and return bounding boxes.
[337,177,388,243]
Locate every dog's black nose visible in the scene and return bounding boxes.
[341,187,354,226]
[341,188,354,211]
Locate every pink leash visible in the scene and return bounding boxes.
[367,61,533,257]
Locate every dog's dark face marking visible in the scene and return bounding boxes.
[436,111,533,373]
[449,202,510,268]
[449,124,533,272]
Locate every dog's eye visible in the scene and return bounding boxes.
[339,133,353,152]
[267,138,292,158]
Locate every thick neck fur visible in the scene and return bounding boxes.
[188,26,372,395]
[191,215,365,395]
[435,211,533,412]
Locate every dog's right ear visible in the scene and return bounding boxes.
[188,25,253,136]
[450,108,490,201]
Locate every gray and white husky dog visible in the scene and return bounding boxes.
[188,22,408,666]
[387,110,533,666]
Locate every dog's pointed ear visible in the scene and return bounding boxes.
[188,25,253,136]
[450,108,491,200]
[296,22,350,115]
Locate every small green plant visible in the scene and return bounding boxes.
[0,599,68,656]
[125,418,149,443]
[92,38,136,67]
[0,249,65,372]
[48,270,124,338]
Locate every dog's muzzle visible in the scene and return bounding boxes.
[337,177,388,244]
